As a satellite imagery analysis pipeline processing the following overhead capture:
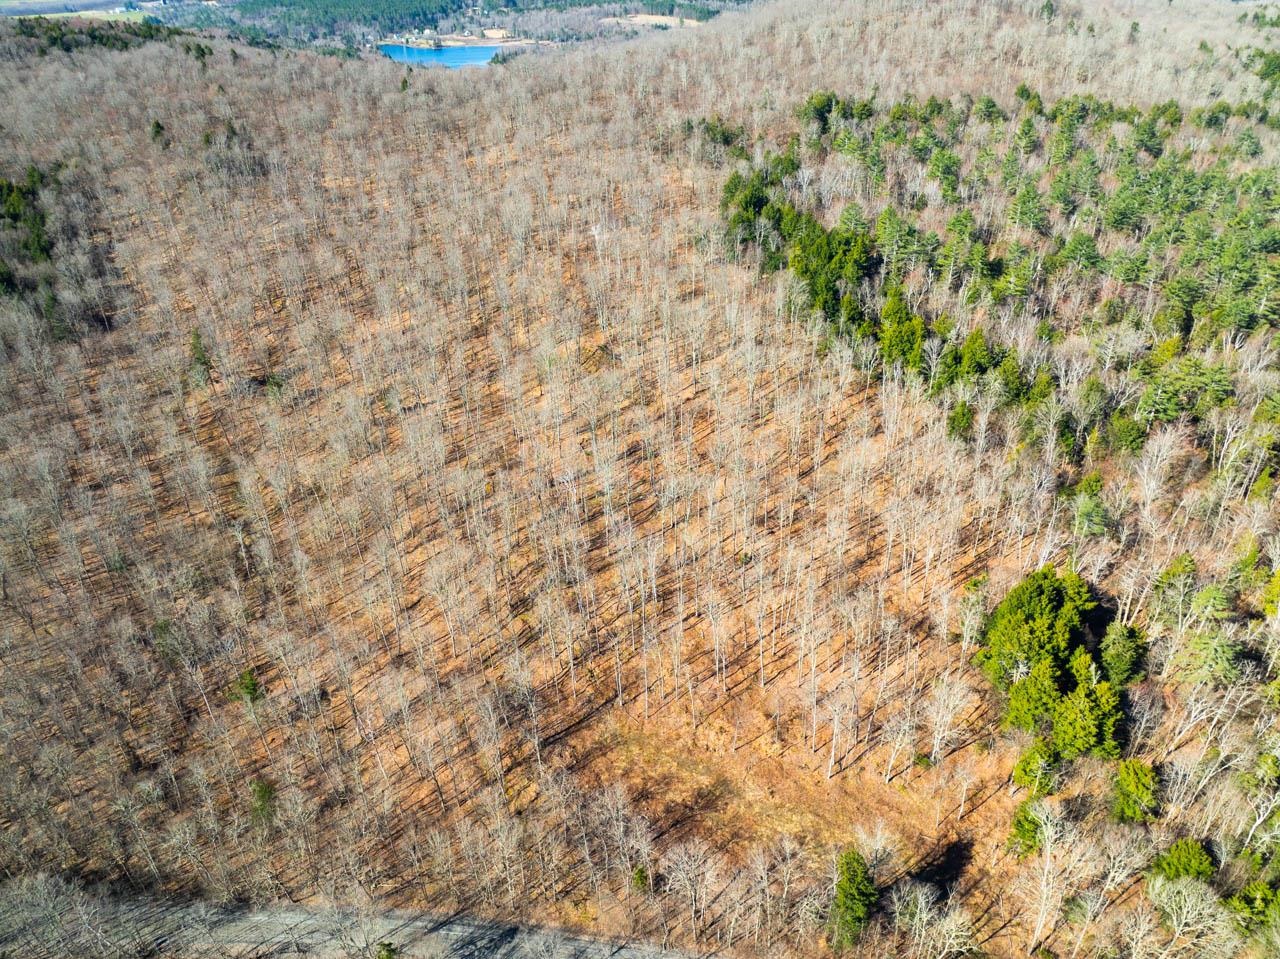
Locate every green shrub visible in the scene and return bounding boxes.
[631,864,650,891]
[947,400,974,439]
[1262,568,1280,618]
[1009,799,1045,856]
[975,95,1006,122]
[1013,738,1059,797]
[1224,880,1280,930]
[190,328,213,383]
[250,779,276,825]
[699,114,745,150]
[232,669,264,704]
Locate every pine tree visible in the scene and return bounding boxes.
[1006,658,1062,732]
[1100,620,1145,685]
[879,287,925,370]
[190,328,213,384]
[1112,759,1159,823]
[830,848,878,949]
[1051,677,1121,760]
[1016,116,1039,154]
[947,400,974,439]
[1150,839,1214,881]
[1010,181,1049,234]
[976,566,1093,688]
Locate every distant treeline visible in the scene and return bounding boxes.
[232,0,461,38]
[13,15,177,54]
[225,0,749,39]
[638,2,724,21]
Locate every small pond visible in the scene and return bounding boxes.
[378,44,500,68]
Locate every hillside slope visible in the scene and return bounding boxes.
[1,2,1278,957]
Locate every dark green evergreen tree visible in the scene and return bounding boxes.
[830,848,878,949]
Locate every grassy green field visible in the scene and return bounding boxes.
[38,9,149,21]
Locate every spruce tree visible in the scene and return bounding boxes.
[830,848,878,949]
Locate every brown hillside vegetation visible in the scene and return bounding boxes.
[1,1,1279,957]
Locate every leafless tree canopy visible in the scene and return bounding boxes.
[0,1,1278,956]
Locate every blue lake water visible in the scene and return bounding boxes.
[378,43,500,67]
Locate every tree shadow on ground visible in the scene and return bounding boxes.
[913,837,973,895]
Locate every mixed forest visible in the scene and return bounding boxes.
[159,0,746,48]
[2,1,1280,957]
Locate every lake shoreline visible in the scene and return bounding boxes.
[379,33,545,50]
[377,40,532,67]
